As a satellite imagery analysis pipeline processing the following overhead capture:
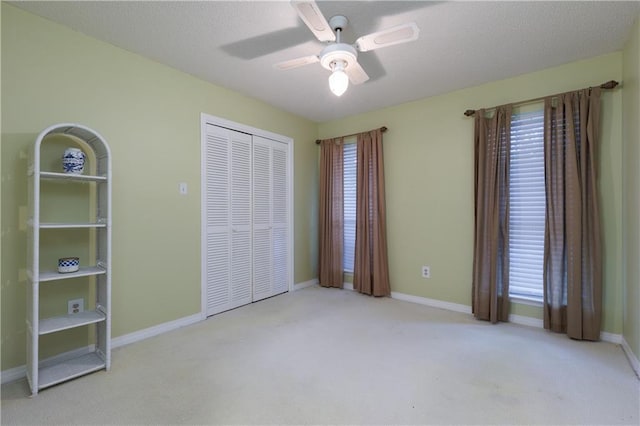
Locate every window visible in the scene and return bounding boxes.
[343,142,357,272]
[509,110,545,301]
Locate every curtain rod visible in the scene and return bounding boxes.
[315,126,387,144]
[463,80,619,117]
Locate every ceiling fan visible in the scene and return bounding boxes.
[275,0,420,97]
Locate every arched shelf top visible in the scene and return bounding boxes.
[33,123,111,179]
[35,123,111,160]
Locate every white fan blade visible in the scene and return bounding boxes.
[355,22,420,52]
[291,0,336,42]
[345,61,369,85]
[274,55,320,70]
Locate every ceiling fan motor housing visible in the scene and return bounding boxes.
[319,15,357,71]
[320,43,358,71]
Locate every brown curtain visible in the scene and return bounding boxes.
[543,88,602,341]
[353,129,390,296]
[318,138,344,288]
[472,106,512,323]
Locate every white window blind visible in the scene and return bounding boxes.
[343,142,357,272]
[509,110,545,300]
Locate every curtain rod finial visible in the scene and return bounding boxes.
[464,110,476,117]
[600,80,619,90]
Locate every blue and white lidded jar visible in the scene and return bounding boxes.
[58,257,80,273]
[62,147,86,174]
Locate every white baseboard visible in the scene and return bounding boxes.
[387,294,547,329]
[2,283,329,384]
[507,315,624,346]
[385,290,633,375]
[621,337,640,378]
[600,331,623,344]
[386,290,627,348]
[344,285,472,315]
[509,313,544,328]
[293,279,318,291]
[1,345,94,385]
[5,287,636,384]
[1,313,203,385]
[111,313,202,349]
[1,365,26,385]
[390,291,472,314]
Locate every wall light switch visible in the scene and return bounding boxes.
[179,182,188,195]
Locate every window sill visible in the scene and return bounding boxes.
[510,295,543,307]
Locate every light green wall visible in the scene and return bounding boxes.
[1,4,318,371]
[2,2,637,374]
[0,4,3,364]
[622,17,640,362]
[319,53,624,334]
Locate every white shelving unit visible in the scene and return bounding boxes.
[27,123,111,395]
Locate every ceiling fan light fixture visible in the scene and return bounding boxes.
[329,61,349,96]
[280,2,418,97]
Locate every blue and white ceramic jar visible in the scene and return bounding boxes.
[58,257,80,273]
[62,147,86,174]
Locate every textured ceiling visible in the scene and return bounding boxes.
[11,1,640,122]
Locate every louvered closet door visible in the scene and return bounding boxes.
[252,137,273,302]
[271,140,289,296]
[205,125,252,316]
[230,132,253,308]
[252,136,290,301]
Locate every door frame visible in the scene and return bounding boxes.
[200,113,294,318]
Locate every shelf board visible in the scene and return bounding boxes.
[39,310,106,335]
[40,222,107,229]
[40,266,107,282]
[39,352,106,390]
[40,171,107,182]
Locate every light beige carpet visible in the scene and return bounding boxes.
[2,285,639,425]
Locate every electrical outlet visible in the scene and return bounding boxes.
[421,266,431,279]
[68,298,84,315]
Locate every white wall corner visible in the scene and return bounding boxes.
[293,279,318,291]
[621,336,640,378]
